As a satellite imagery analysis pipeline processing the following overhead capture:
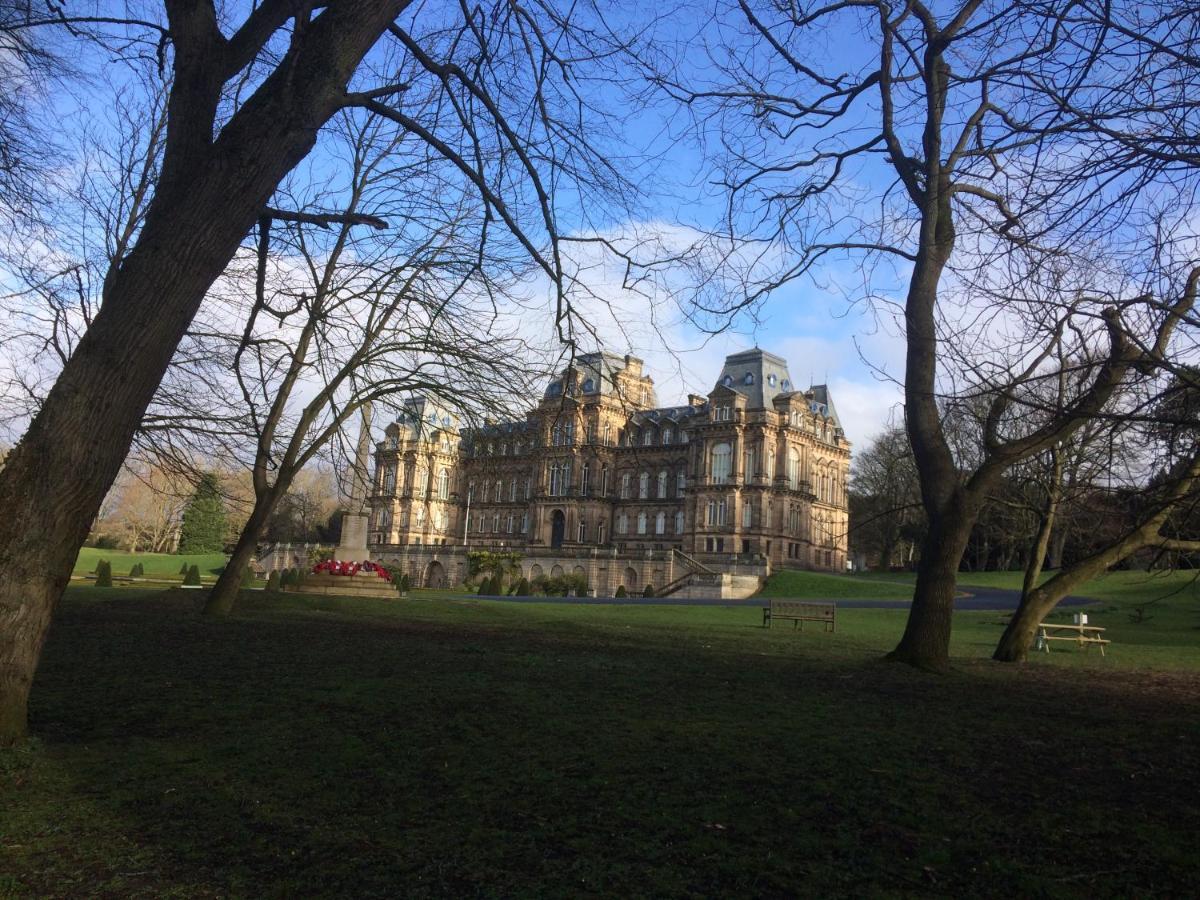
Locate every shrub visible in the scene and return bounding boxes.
[266,570,281,591]
[478,576,495,595]
[183,564,201,586]
[95,560,112,588]
[180,562,190,576]
[92,534,119,550]
[512,577,530,596]
[642,584,656,598]
[279,569,293,588]
[400,574,411,592]
[128,563,142,578]
[615,584,627,598]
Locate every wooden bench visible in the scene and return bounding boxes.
[763,599,836,632]
[1037,622,1111,656]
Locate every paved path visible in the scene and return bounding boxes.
[476,586,1093,611]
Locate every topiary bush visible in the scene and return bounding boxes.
[128,563,143,578]
[180,562,190,576]
[512,577,530,596]
[478,576,494,596]
[279,569,293,588]
[614,584,627,598]
[183,564,201,587]
[95,560,112,588]
[642,584,656,598]
[266,570,281,591]
[400,573,411,592]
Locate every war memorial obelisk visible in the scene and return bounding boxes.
[335,402,374,561]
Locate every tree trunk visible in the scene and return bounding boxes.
[887,511,974,671]
[205,486,288,617]
[0,0,409,744]
[1047,525,1068,570]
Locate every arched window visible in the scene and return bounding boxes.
[743,447,756,483]
[788,448,802,489]
[492,513,500,533]
[509,479,517,502]
[437,469,450,500]
[520,512,528,533]
[656,470,667,498]
[415,505,426,527]
[639,472,649,499]
[642,428,653,447]
[495,480,503,502]
[766,447,776,481]
[581,463,590,496]
[744,372,755,385]
[674,510,684,534]
[617,513,628,535]
[663,427,672,445]
[637,512,648,535]
[742,503,752,527]
[621,473,631,499]
[711,442,732,484]
[677,469,686,495]
[415,466,428,496]
[507,514,515,534]
[383,465,397,494]
[601,466,610,496]
[655,512,666,535]
[722,375,733,387]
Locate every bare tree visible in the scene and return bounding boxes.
[659,0,1200,669]
[0,0,649,743]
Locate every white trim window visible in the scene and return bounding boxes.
[657,470,667,498]
[742,503,752,528]
[617,513,628,535]
[706,499,727,526]
[637,512,648,535]
[639,472,649,499]
[674,510,684,534]
[711,442,732,485]
[655,512,666,535]
[621,473,632,499]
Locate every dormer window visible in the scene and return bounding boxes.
[768,374,777,387]
[582,377,595,393]
[744,372,755,385]
[781,379,790,390]
[722,375,733,387]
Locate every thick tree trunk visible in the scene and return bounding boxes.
[0,0,409,744]
[887,511,975,671]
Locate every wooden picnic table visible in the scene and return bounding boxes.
[1038,622,1110,656]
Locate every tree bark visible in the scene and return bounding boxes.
[888,507,975,671]
[205,495,278,617]
[0,0,409,745]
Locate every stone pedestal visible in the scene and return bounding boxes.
[335,512,370,561]
[291,571,399,599]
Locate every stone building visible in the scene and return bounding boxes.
[366,348,851,594]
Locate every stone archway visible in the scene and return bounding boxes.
[424,560,447,588]
[623,567,639,591]
[550,509,566,549]
[528,563,544,579]
[550,564,564,577]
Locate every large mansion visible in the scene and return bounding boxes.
[366,348,851,588]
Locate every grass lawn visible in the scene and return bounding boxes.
[757,568,915,599]
[2,586,1198,897]
[73,547,229,580]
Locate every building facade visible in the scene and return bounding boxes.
[366,348,851,590]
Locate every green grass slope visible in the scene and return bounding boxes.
[73,547,228,579]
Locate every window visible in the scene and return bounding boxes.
[789,447,802,489]
[637,512,648,535]
[578,521,587,542]
[601,466,609,497]
[621,473,631,499]
[495,480,503,503]
[415,466,428,496]
[744,372,755,385]
[415,506,426,527]
[680,429,689,444]
[525,477,532,500]
[677,470,686,495]
[655,512,666,535]
[706,499,727,526]
[711,442,732,484]
[581,464,590,496]
[768,374,777,387]
[742,503,752,527]
[492,513,500,534]
[639,472,649,499]
[657,470,667,498]
[642,429,653,447]
[510,479,517,502]
[475,514,483,533]
[520,512,528,534]
[674,510,684,534]
[435,509,448,530]
[437,469,450,500]
[603,422,612,445]
[598,521,606,544]
[617,513,628,535]
[743,447,756,484]
[722,375,733,387]
[663,427,672,445]
[382,465,397,494]
[766,447,776,482]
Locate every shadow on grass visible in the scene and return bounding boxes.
[7,590,1199,897]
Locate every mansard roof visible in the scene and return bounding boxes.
[713,348,796,408]
[542,350,649,401]
[807,383,842,429]
[629,404,707,426]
